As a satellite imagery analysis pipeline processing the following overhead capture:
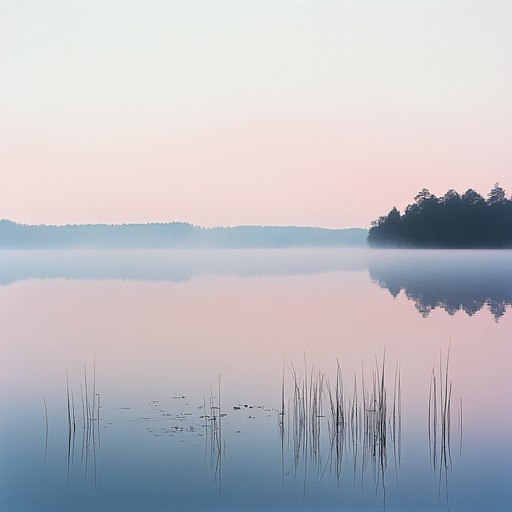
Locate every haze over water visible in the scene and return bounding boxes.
[1,249,510,511]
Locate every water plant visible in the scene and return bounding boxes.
[43,397,49,463]
[61,361,101,485]
[202,376,223,488]
[280,353,401,503]
[428,343,463,508]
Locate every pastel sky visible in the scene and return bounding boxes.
[1,0,511,229]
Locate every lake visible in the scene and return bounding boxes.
[1,249,511,511]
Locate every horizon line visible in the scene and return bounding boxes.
[0,219,368,231]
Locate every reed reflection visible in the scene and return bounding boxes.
[368,251,512,320]
[62,364,101,485]
[49,375,227,489]
[279,356,402,506]
[428,346,463,510]
[42,355,470,510]
[203,378,224,491]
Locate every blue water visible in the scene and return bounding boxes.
[1,249,511,511]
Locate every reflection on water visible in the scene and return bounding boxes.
[203,378,224,489]
[0,249,367,285]
[2,249,510,321]
[279,356,403,507]
[1,249,511,511]
[428,346,462,509]
[369,250,512,320]
[64,364,101,486]
[44,355,466,511]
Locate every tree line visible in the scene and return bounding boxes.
[0,220,367,249]
[368,184,512,248]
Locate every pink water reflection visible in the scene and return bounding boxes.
[1,261,509,425]
[0,250,510,511]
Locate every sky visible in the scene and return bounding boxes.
[1,0,511,229]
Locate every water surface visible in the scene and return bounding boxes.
[1,249,510,511]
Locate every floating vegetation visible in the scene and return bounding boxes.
[44,351,464,509]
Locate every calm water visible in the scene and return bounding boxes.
[1,249,511,511]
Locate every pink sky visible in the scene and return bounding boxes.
[1,1,511,228]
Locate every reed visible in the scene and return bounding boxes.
[391,360,401,481]
[282,353,400,501]
[325,361,351,486]
[61,361,100,485]
[43,397,49,463]
[429,345,453,473]
[203,376,223,488]
[427,343,463,509]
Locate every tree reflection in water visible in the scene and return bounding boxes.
[368,251,512,321]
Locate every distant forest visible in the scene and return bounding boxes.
[0,220,367,249]
[368,184,512,248]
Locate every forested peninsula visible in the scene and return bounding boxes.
[368,184,512,248]
[0,220,367,249]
